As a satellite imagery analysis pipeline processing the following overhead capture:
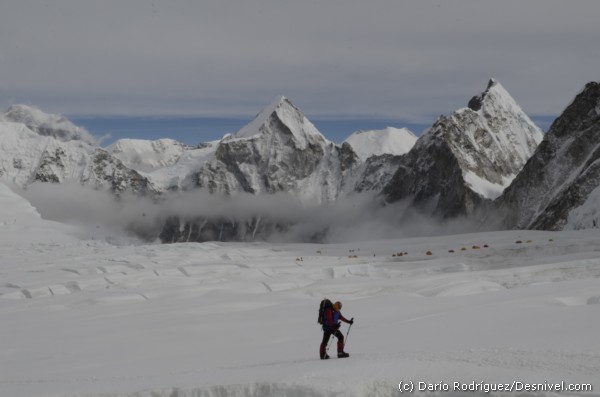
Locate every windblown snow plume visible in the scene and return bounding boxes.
[1,104,96,144]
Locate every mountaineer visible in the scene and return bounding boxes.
[318,300,353,359]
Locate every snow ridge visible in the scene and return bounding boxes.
[343,127,417,161]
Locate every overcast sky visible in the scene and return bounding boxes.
[1,0,599,125]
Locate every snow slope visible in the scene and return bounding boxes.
[0,182,81,247]
[106,138,189,172]
[1,181,599,396]
[343,127,417,161]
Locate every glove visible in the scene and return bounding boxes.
[349,317,354,325]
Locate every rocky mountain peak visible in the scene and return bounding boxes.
[467,78,514,112]
[383,78,543,218]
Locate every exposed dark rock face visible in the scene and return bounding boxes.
[34,148,66,183]
[27,145,155,195]
[354,154,405,194]
[339,142,359,172]
[383,136,484,217]
[159,216,291,243]
[92,150,156,195]
[497,82,600,230]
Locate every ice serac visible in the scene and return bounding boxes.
[383,79,543,217]
[498,81,600,230]
[1,104,96,144]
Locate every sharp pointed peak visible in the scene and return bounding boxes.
[271,94,288,104]
[467,78,515,111]
[262,95,294,113]
[234,96,295,139]
[233,95,326,145]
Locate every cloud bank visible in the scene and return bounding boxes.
[18,182,489,244]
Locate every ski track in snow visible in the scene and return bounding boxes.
[1,218,600,396]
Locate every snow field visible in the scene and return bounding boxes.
[1,184,600,396]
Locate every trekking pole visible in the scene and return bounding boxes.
[327,335,334,352]
[344,323,353,348]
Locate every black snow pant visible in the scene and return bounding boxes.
[320,328,344,358]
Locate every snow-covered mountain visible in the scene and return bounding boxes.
[9,80,598,243]
[383,79,543,217]
[0,114,155,195]
[192,96,359,203]
[498,81,600,230]
[106,138,189,172]
[343,127,417,161]
[1,104,96,144]
[158,96,361,242]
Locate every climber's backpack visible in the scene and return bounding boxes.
[317,299,333,325]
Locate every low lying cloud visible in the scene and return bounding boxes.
[18,182,489,244]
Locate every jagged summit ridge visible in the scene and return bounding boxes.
[1,104,96,144]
